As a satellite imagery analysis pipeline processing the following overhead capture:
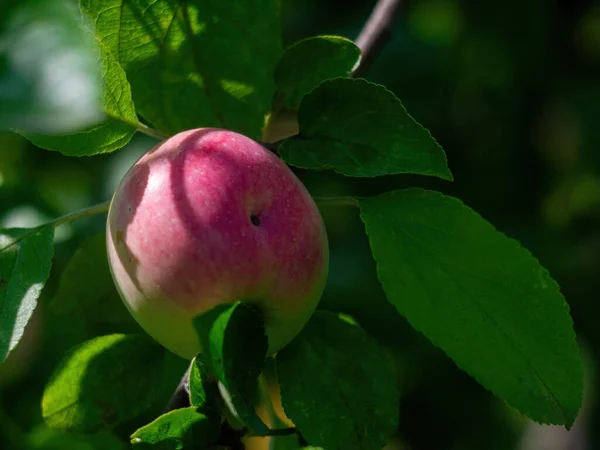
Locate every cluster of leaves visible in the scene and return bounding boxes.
[0,0,584,449]
[40,297,395,449]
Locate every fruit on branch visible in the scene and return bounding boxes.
[106,129,329,359]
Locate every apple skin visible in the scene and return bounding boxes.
[106,128,328,359]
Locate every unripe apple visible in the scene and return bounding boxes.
[106,128,328,359]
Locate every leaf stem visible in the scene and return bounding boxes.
[314,196,361,208]
[135,122,169,140]
[105,112,168,140]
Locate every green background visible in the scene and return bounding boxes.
[2,0,599,449]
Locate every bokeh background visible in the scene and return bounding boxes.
[1,0,600,449]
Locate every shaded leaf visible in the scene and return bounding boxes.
[279,78,452,179]
[277,311,398,450]
[274,36,360,109]
[189,356,221,413]
[28,426,126,450]
[42,334,168,432]
[359,188,583,426]
[194,303,269,435]
[0,226,53,362]
[51,231,133,326]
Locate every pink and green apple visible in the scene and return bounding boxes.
[106,129,329,359]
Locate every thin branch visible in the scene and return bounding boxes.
[353,0,402,78]
[265,427,298,437]
[52,200,111,228]
[164,363,192,413]
[245,426,299,438]
[0,200,111,254]
[314,196,361,208]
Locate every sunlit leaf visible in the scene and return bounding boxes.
[0,226,53,362]
[80,0,282,139]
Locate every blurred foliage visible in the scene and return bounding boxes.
[0,0,102,133]
[1,0,600,449]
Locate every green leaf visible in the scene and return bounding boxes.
[130,406,221,450]
[51,231,115,313]
[274,36,361,110]
[22,40,137,155]
[42,334,168,432]
[359,188,583,426]
[279,78,452,180]
[0,227,53,363]
[276,311,398,450]
[0,0,102,133]
[28,426,126,450]
[189,357,219,412]
[80,0,282,139]
[194,303,269,435]
[51,232,133,325]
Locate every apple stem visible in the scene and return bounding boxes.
[353,0,402,78]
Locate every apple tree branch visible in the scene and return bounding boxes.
[353,0,402,77]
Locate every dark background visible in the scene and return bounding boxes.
[1,0,600,449]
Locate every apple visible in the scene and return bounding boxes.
[106,128,329,359]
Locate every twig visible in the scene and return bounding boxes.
[0,200,111,254]
[52,200,111,227]
[353,0,402,78]
[164,363,192,413]
[314,197,361,208]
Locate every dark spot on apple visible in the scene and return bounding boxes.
[250,214,261,226]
